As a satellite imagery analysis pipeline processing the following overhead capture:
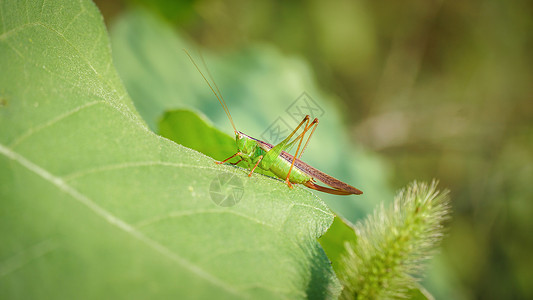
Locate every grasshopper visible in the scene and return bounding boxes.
[186,51,362,195]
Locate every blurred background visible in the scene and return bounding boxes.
[94,0,533,299]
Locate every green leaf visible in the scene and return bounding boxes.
[159,109,236,162]
[407,284,435,300]
[318,216,357,274]
[0,1,340,298]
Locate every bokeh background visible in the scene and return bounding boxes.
[94,0,533,299]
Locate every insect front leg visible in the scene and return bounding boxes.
[230,158,243,165]
[248,155,264,177]
[215,152,243,164]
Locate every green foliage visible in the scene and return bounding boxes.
[338,181,450,299]
[318,216,357,274]
[159,109,236,162]
[0,0,341,298]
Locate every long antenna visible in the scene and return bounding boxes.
[183,49,237,133]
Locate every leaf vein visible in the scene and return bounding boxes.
[33,22,140,124]
[0,144,242,297]
[40,0,46,20]
[0,2,4,33]
[0,21,143,128]
[62,4,85,34]
[292,203,334,218]
[25,0,30,23]
[62,161,221,182]
[0,239,58,278]
[9,100,105,148]
[0,22,37,40]
[136,209,274,230]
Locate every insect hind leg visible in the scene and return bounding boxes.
[285,118,319,187]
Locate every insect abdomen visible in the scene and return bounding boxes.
[266,155,311,184]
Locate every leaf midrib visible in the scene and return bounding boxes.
[0,143,244,298]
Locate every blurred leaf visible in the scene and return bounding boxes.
[406,284,435,300]
[127,0,196,23]
[159,109,236,161]
[318,216,357,274]
[0,0,341,298]
[110,9,393,222]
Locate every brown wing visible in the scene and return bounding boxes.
[254,138,363,195]
[285,153,363,195]
[303,181,357,195]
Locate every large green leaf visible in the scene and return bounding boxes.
[0,1,340,298]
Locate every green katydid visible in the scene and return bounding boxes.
[185,51,363,195]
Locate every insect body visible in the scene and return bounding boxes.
[185,51,362,195]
